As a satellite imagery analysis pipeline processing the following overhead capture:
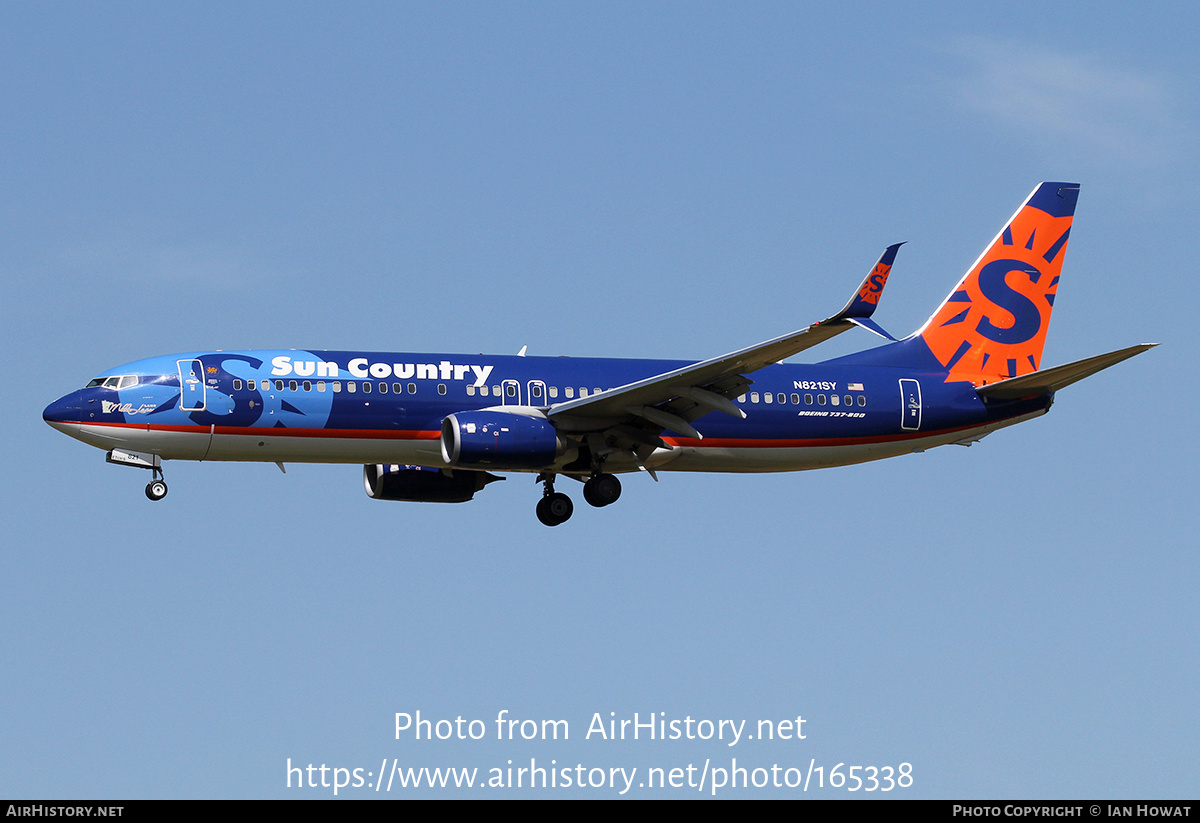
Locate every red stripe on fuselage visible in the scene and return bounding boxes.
[663,420,989,449]
[69,419,1005,450]
[67,420,441,441]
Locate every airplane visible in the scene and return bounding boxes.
[43,182,1152,526]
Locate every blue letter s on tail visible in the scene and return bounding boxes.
[915,182,1078,385]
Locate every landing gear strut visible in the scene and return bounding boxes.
[583,473,621,507]
[106,450,169,501]
[535,473,573,526]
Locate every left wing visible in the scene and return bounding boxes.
[548,244,903,446]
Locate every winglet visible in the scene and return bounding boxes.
[832,242,903,322]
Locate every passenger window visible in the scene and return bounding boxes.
[393,383,401,394]
[347,382,356,393]
[466,385,475,396]
[531,385,542,398]
[317,381,326,392]
[565,387,574,398]
[439,384,447,395]
[248,380,256,390]
[303,381,312,392]
[804,393,813,405]
[379,382,388,394]
[288,380,298,391]
[332,381,342,393]
[408,383,417,394]
[817,394,826,405]
[362,381,371,393]
[506,384,516,397]
[275,380,284,391]
[549,387,558,398]
[831,395,840,405]
[750,392,760,403]
[857,395,866,407]
[233,379,243,391]
[778,393,786,404]
[844,395,852,406]
[791,393,799,404]
[579,388,588,398]
[764,392,773,404]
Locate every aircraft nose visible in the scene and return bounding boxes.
[43,393,83,425]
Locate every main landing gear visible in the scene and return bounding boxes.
[534,471,622,526]
[535,473,573,527]
[583,473,621,508]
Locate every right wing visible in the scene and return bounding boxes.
[548,244,904,446]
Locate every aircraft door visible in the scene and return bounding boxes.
[178,359,206,412]
[899,378,921,431]
[500,379,521,406]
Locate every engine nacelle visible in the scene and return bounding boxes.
[363,464,502,503]
[441,410,561,469]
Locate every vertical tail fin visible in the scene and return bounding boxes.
[915,182,1079,385]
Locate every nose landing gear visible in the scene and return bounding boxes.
[145,477,168,501]
[106,449,168,501]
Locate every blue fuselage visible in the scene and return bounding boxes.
[43,348,1050,474]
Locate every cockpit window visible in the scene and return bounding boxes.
[85,375,139,390]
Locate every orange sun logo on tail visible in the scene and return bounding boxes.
[918,183,1078,386]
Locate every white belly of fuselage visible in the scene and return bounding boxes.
[60,409,1044,474]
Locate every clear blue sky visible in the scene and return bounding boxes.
[3,2,1195,798]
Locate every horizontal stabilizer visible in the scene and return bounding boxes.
[976,343,1156,400]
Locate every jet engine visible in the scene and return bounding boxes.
[363,464,503,503]
[440,410,563,469]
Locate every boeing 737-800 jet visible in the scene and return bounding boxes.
[44,183,1152,525]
